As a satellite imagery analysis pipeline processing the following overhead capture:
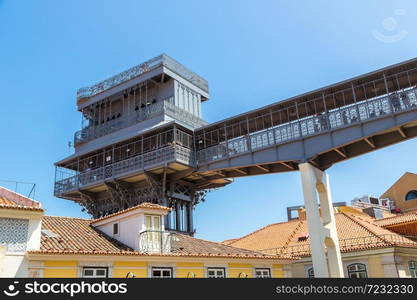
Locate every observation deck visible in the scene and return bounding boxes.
[194,58,417,179]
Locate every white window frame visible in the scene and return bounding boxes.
[409,261,417,278]
[207,267,226,278]
[82,267,108,278]
[145,215,162,231]
[151,267,173,278]
[255,268,271,278]
[347,263,367,278]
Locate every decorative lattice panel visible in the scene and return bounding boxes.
[0,218,29,252]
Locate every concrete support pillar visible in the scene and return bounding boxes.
[299,162,344,278]
[381,255,407,277]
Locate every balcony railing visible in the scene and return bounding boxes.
[74,100,207,145]
[77,54,208,100]
[54,145,195,196]
[257,234,417,257]
[351,200,394,212]
[197,87,417,164]
[138,230,173,254]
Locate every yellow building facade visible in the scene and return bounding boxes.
[27,256,287,278]
[381,172,417,213]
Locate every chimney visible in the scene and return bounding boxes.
[297,207,307,220]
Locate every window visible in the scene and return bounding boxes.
[82,267,108,278]
[207,268,225,278]
[113,223,119,236]
[0,218,29,252]
[152,267,173,278]
[409,261,417,278]
[145,215,162,251]
[405,191,417,201]
[255,268,271,278]
[347,263,367,278]
[307,268,315,278]
[145,215,161,231]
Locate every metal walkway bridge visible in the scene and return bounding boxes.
[192,57,417,278]
[194,58,417,178]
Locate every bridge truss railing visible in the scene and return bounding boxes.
[197,87,417,164]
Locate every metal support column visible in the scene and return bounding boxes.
[187,202,193,235]
[299,162,344,278]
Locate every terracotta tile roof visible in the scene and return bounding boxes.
[38,216,131,253]
[374,211,417,227]
[29,215,293,260]
[170,234,287,258]
[0,196,16,206]
[226,219,304,251]
[90,203,171,224]
[227,213,417,257]
[0,187,43,212]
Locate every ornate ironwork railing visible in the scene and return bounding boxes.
[351,200,394,212]
[54,145,195,196]
[257,234,417,257]
[197,87,417,164]
[163,100,209,129]
[74,99,207,145]
[138,230,172,254]
[77,54,208,100]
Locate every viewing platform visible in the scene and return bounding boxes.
[77,54,209,102]
[74,99,207,146]
[55,144,194,197]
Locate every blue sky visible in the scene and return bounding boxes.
[0,0,417,242]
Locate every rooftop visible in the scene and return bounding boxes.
[29,215,293,260]
[90,202,172,224]
[374,210,417,227]
[0,186,43,212]
[77,54,209,100]
[224,212,417,257]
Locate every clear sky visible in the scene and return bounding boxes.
[1,0,417,242]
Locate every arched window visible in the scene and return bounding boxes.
[307,268,314,278]
[405,191,417,201]
[347,263,367,278]
[409,261,417,278]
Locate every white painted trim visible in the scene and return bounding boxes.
[113,266,146,270]
[148,264,175,278]
[77,261,113,278]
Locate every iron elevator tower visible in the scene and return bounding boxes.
[55,54,417,238]
[54,54,231,235]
